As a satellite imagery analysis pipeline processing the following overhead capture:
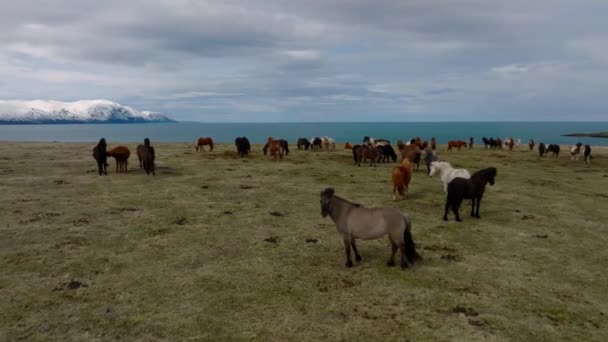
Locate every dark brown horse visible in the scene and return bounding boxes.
[136,138,155,175]
[195,137,214,152]
[107,146,131,173]
[92,138,109,176]
[444,167,497,222]
[529,139,535,151]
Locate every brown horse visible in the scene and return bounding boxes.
[507,138,515,151]
[355,145,379,167]
[195,137,214,152]
[344,142,353,149]
[447,140,467,151]
[267,137,283,160]
[392,159,413,201]
[136,138,155,175]
[107,146,131,173]
[92,138,109,176]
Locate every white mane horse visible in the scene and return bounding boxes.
[429,161,471,193]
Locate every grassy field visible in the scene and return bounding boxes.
[1,141,607,341]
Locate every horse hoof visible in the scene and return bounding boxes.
[456,218,462,222]
[386,260,395,267]
[475,215,481,219]
[400,263,409,269]
[355,255,362,262]
[443,217,448,221]
[345,261,353,268]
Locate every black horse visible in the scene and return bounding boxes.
[377,144,397,163]
[297,137,311,150]
[584,145,592,163]
[443,167,497,222]
[538,142,547,157]
[235,137,251,157]
[92,138,109,176]
[311,137,323,150]
[547,144,560,157]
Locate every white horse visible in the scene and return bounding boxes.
[429,161,471,193]
[323,136,336,151]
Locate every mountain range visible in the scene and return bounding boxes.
[0,100,175,124]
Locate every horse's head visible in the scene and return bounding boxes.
[429,161,439,177]
[320,188,335,217]
[485,167,497,186]
[363,136,370,143]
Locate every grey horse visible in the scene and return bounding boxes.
[421,147,438,175]
[320,188,421,269]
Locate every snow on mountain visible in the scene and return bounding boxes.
[0,100,175,124]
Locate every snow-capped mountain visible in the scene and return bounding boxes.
[0,100,175,124]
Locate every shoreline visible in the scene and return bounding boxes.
[562,132,608,138]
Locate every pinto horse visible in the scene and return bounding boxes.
[107,146,131,173]
[92,138,109,176]
[195,137,214,152]
[570,143,583,160]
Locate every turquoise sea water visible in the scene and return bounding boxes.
[0,122,607,146]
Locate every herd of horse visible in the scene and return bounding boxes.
[91,135,595,269]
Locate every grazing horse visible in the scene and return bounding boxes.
[430,137,437,150]
[547,144,560,157]
[429,161,471,194]
[421,148,438,175]
[344,142,353,149]
[235,137,251,157]
[92,138,109,176]
[359,146,380,167]
[136,138,155,175]
[311,137,323,150]
[584,145,592,163]
[297,137,311,150]
[377,144,397,163]
[263,139,289,156]
[447,140,467,151]
[264,137,283,160]
[323,136,336,152]
[507,138,515,151]
[195,137,214,152]
[529,139,535,151]
[392,159,413,201]
[107,146,131,173]
[443,167,497,222]
[538,142,547,157]
[570,143,583,160]
[320,188,421,269]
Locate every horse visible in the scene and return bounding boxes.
[358,146,380,167]
[430,137,437,150]
[447,140,467,151]
[538,142,547,157]
[421,147,438,175]
[429,161,471,194]
[469,137,474,149]
[235,137,251,157]
[392,159,413,201]
[507,138,515,151]
[495,138,503,149]
[570,143,583,160]
[352,145,362,165]
[400,145,421,171]
[263,139,289,156]
[377,144,397,163]
[529,139,535,151]
[396,139,406,152]
[311,137,323,150]
[323,136,336,152]
[107,146,131,173]
[92,138,109,176]
[344,142,353,149]
[195,137,214,152]
[297,137,311,150]
[443,167,497,222]
[136,138,155,175]
[265,137,284,160]
[547,144,560,157]
[584,145,592,163]
[320,188,421,269]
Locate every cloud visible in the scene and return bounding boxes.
[1,0,607,121]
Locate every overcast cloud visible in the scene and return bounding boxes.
[1,0,607,121]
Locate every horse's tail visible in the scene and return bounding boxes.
[403,215,421,264]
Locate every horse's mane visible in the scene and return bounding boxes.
[333,195,363,208]
[472,167,497,179]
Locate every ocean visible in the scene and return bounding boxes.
[0,122,607,146]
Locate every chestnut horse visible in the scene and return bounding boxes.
[392,159,413,201]
[107,146,131,173]
[447,140,467,151]
[195,137,214,152]
[267,137,283,160]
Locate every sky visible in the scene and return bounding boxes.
[1,0,608,122]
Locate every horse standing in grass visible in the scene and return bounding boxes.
[443,167,497,222]
[469,137,474,149]
[266,137,284,160]
[297,137,311,150]
[430,137,437,150]
[584,145,592,163]
[92,138,109,176]
[320,188,421,269]
[311,137,323,150]
[429,161,471,194]
[235,137,251,157]
[323,136,336,152]
[195,137,214,152]
[392,159,413,201]
[570,143,583,160]
[136,138,155,175]
[377,144,397,163]
[359,146,380,167]
[421,148,438,175]
[447,140,467,151]
[107,146,131,173]
[529,139,535,151]
[547,144,560,157]
[538,142,547,156]
[344,142,353,149]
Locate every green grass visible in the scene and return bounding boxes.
[1,142,607,341]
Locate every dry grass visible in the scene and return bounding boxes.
[1,142,607,341]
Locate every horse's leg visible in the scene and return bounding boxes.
[471,197,476,217]
[350,239,362,262]
[387,238,398,266]
[453,199,462,222]
[343,238,353,267]
[475,194,483,218]
[443,198,450,221]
